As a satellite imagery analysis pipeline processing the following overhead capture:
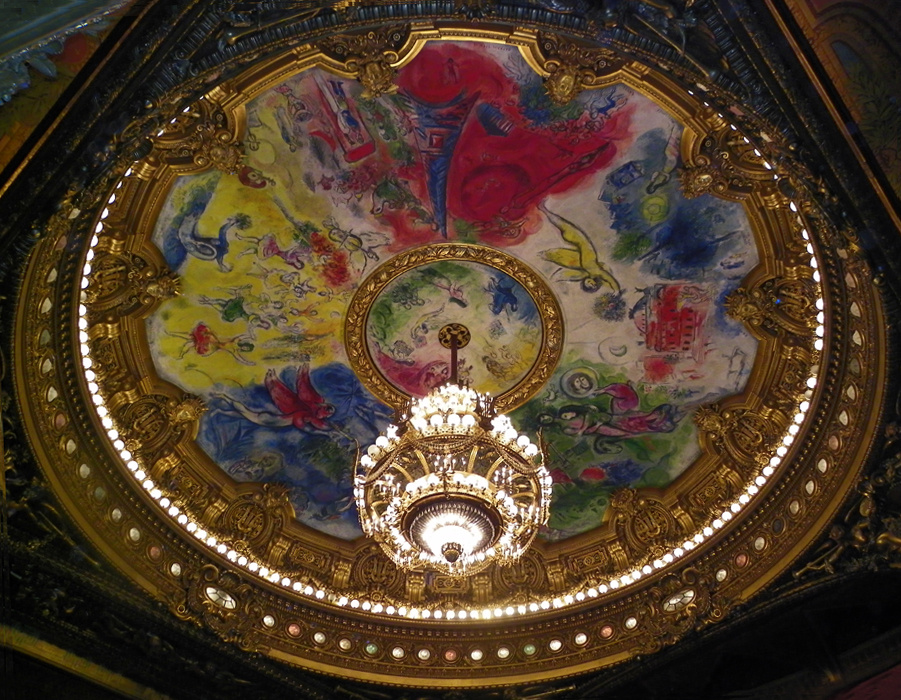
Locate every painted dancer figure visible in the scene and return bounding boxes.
[167,323,256,365]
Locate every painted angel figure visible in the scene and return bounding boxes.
[539,202,621,294]
[212,365,335,431]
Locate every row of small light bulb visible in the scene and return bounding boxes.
[359,425,400,468]
[406,385,492,436]
[78,175,824,621]
[574,205,825,593]
[410,384,483,418]
[369,113,824,604]
[79,172,350,608]
[489,414,542,459]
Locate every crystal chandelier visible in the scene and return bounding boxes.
[355,324,552,576]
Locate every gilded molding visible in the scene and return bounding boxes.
[530,32,625,105]
[344,243,564,412]
[142,91,247,176]
[725,275,819,340]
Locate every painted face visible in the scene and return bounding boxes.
[571,375,592,392]
[424,363,450,388]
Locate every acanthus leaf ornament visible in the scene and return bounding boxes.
[146,96,245,175]
[181,564,268,653]
[725,276,819,341]
[694,405,778,474]
[319,27,409,99]
[85,242,179,317]
[610,488,683,562]
[534,33,624,105]
[638,568,713,654]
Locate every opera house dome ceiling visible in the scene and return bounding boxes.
[4,1,900,696]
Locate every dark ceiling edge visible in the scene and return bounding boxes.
[729,0,901,301]
[2,540,336,699]
[570,570,901,698]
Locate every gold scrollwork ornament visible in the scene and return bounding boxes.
[639,569,712,653]
[694,404,778,473]
[610,488,681,561]
[320,27,408,99]
[180,564,267,653]
[86,249,179,316]
[536,33,622,105]
[725,276,818,340]
[148,97,244,175]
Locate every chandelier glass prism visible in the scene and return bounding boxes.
[355,324,552,576]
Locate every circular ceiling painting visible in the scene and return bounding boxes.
[18,21,881,689]
[145,40,758,542]
[346,242,562,407]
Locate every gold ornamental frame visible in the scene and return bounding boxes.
[14,23,886,688]
[344,243,564,412]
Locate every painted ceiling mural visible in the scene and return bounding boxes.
[147,40,759,541]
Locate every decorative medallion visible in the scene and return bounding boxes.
[345,243,562,409]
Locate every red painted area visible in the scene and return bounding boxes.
[59,33,90,66]
[633,284,710,383]
[645,285,707,355]
[580,467,607,481]
[549,468,574,485]
[391,43,633,244]
[830,662,901,700]
[643,356,674,383]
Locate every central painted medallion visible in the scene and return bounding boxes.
[345,243,562,410]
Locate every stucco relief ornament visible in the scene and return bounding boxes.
[640,569,712,653]
[725,277,818,340]
[694,404,775,473]
[148,98,244,175]
[167,395,206,424]
[610,488,681,560]
[537,34,622,105]
[113,393,205,468]
[679,163,722,198]
[177,564,267,653]
[320,28,407,99]
[85,247,180,318]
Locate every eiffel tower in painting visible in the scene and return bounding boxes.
[405,90,480,237]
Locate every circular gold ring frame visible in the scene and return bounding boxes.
[344,243,563,411]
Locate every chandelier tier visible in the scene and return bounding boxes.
[355,324,552,576]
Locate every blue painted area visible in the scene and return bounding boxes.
[199,363,391,539]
